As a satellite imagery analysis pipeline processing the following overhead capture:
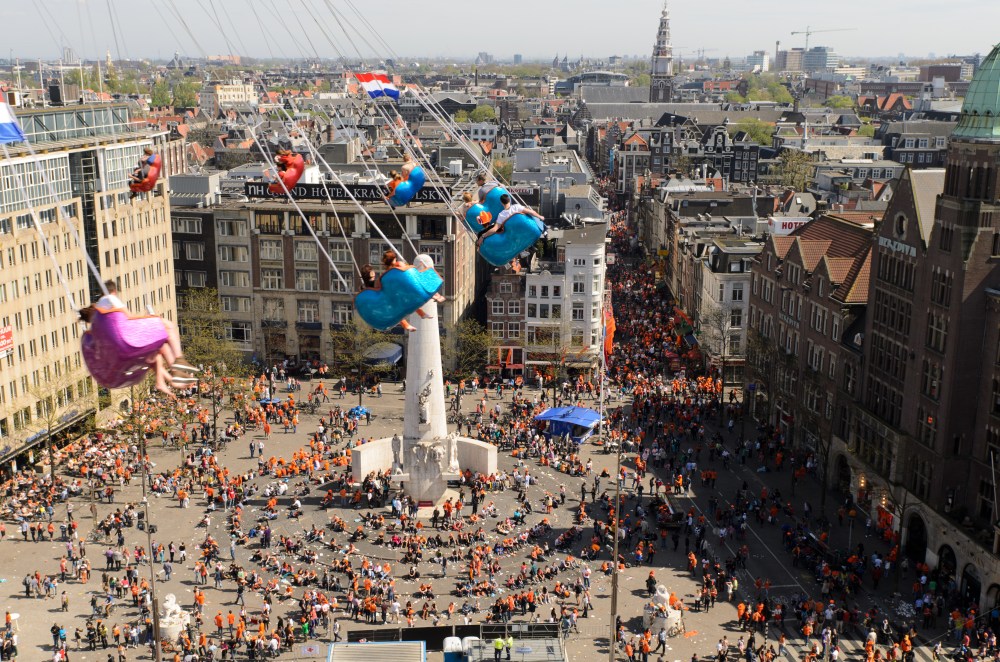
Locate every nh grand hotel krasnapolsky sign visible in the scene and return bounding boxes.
[244,181,447,202]
[243,182,541,206]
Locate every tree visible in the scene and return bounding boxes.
[699,304,737,421]
[329,318,397,406]
[151,81,172,108]
[826,95,855,109]
[745,328,783,424]
[633,73,651,88]
[735,118,773,146]
[493,159,513,185]
[857,123,876,137]
[453,110,470,123]
[172,81,198,108]
[776,149,814,190]
[469,105,496,122]
[725,91,747,104]
[442,319,506,378]
[176,288,247,371]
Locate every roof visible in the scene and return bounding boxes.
[840,250,871,304]
[952,42,1000,140]
[822,256,855,284]
[909,168,946,243]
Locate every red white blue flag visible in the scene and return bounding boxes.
[354,73,399,100]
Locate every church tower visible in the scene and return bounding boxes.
[649,1,673,102]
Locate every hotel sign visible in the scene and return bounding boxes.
[244,181,447,202]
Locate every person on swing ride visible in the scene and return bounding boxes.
[384,170,403,202]
[79,280,198,395]
[266,146,294,184]
[380,250,445,330]
[400,153,417,180]
[476,173,498,204]
[128,148,156,198]
[475,194,545,248]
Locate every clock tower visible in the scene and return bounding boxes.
[649,1,673,102]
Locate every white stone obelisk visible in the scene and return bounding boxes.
[401,298,456,504]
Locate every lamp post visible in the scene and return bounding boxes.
[131,386,162,662]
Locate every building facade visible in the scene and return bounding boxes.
[0,104,176,469]
[649,2,674,103]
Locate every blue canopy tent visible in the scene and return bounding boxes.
[533,406,602,444]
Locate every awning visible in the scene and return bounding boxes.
[362,342,403,365]
[534,406,602,444]
[684,333,698,347]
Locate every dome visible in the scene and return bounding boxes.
[952,43,1000,141]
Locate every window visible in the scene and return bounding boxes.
[527,303,537,318]
[572,258,586,267]
[225,322,252,344]
[262,269,283,290]
[185,271,206,288]
[218,245,249,262]
[718,283,725,301]
[298,300,319,323]
[328,240,351,264]
[730,308,743,328]
[926,311,948,353]
[295,269,319,291]
[572,302,584,321]
[541,286,549,298]
[220,296,251,313]
[256,212,283,234]
[499,282,513,294]
[263,298,285,320]
[172,241,180,260]
[729,333,741,354]
[184,242,205,261]
[421,244,445,266]
[918,138,929,148]
[572,275,585,294]
[539,304,550,319]
[921,360,942,399]
[571,328,585,346]
[294,241,318,262]
[731,283,743,302]
[369,242,390,266]
[491,322,504,339]
[218,220,248,236]
[219,271,250,288]
[491,300,505,316]
[507,301,520,315]
[528,286,537,298]
[260,239,283,261]
[331,303,353,325]
[172,217,202,234]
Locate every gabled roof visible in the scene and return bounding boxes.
[821,256,855,285]
[793,238,832,271]
[838,250,871,304]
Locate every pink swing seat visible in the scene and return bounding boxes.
[81,307,169,389]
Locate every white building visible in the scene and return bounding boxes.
[746,51,770,73]
[696,237,763,385]
[198,80,257,117]
[524,224,608,376]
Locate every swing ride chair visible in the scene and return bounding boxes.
[129,154,162,194]
[81,308,169,390]
[468,187,547,267]
[387,165,426,207]
[354,256,444,331]
[267,152,306,195]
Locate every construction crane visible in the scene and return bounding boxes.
[790,27,856,51]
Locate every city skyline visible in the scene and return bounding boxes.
[3,0,998,65]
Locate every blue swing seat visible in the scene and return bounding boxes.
[470,186,546,266]
[387,166,426,207]
[354,264,443,331]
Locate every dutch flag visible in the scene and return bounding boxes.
[354,73,399,100]
[0,102,26,144]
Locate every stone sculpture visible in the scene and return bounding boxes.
[159,593,191,642]
[391,434,403,475]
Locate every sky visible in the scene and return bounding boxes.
[4,0,1000,64]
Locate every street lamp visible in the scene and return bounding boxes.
[130,385,162,662]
